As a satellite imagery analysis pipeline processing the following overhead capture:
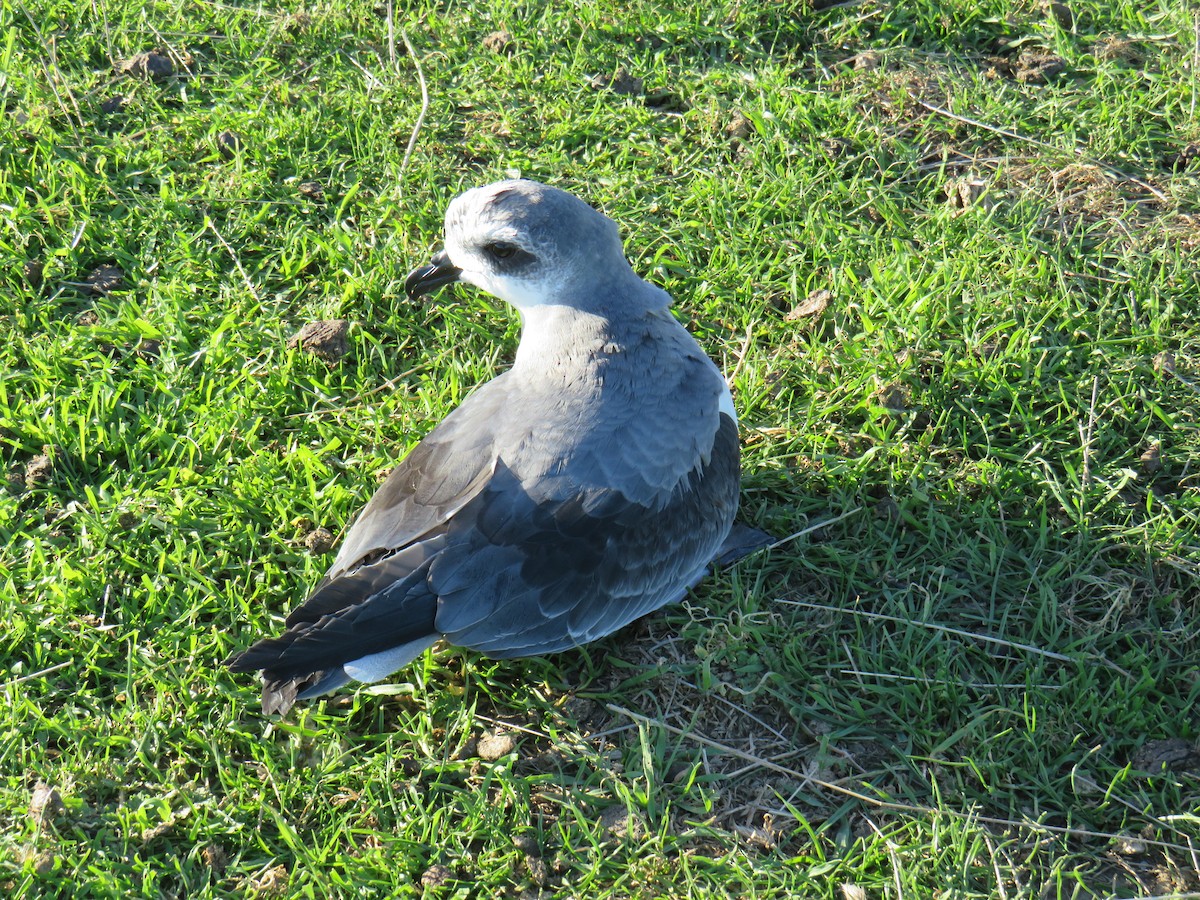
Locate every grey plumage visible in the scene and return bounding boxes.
[226,180,751,715]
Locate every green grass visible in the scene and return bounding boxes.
[2,0,1199,896]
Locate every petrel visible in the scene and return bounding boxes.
[226,180,751,714]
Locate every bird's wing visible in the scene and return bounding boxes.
[279,377,516,628]
[432,411,741,655]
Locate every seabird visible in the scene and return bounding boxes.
[226,179,754,715]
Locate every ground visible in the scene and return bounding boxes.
[1,0,1199,897]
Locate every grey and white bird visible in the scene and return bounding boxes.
[226,180,755,715]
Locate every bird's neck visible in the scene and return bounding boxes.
[512,304,618,372]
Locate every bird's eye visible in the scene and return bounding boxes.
[485,241,518,260]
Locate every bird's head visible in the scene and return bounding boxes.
[405,180,635,312]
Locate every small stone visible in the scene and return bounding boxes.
[29,782,64,827]
[217,131,244,159]
[1153,350,1176,374]
[477,729,516,761]
[421,863,453,888]
[288,319,350,362]
[117,50,173,81]
[24,455,53,489]
[304,527,335,554]
[297,180,324,198]
[786,289,831,321]
[481,30,513,54]
[85,265,124,294]
[592,66,643,96]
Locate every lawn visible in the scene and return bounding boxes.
[2,0,1199,896]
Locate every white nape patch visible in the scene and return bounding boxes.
[343,636,438,683]
[718,380,738,424]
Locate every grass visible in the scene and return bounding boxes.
[2,0,1199,896]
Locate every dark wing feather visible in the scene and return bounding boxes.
[432,413,740,656]
[227,557,439,680]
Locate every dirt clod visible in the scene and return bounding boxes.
[786,289,831,321]
[477,729,516,761]
[481,30,513,54]
[1014,50,1065,84]
[592,66,643,96]
[288,319,349,362]
[598,805,647,840]
[117,50,174,81]
[525,855,549,885]
[944,176,993,214]
[24,455,54,489]
[1132,738,1200,775]
[1046,1,1074,29]
[1139,441,1162,475]
[852,51,881,71]
[134,339,161,362]
[297,180,324,198]
[29,782,64,827]
[250,863,289,896]
[644,88,685,111]
[421,864,453,888]
[512,833,540,856]
[202,843,227,873]
[1165,143,1200,172]
[304,527,335,554]
[23,260,43,288]
[725,110,753,141]
[85,265,124,294]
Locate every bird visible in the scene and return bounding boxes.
[226,179,758,715]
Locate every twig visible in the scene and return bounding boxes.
[774,599,1075,663]
[916,100,1170,204]
[397,28,429,183]
[764,506,862,552]
[605,703,1200,856]
[2,661,71,690]
[1080,375,1099,492]
[205,216,258,300]
[386,0,397,69]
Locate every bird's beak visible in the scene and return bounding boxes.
[405,249,462,299]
